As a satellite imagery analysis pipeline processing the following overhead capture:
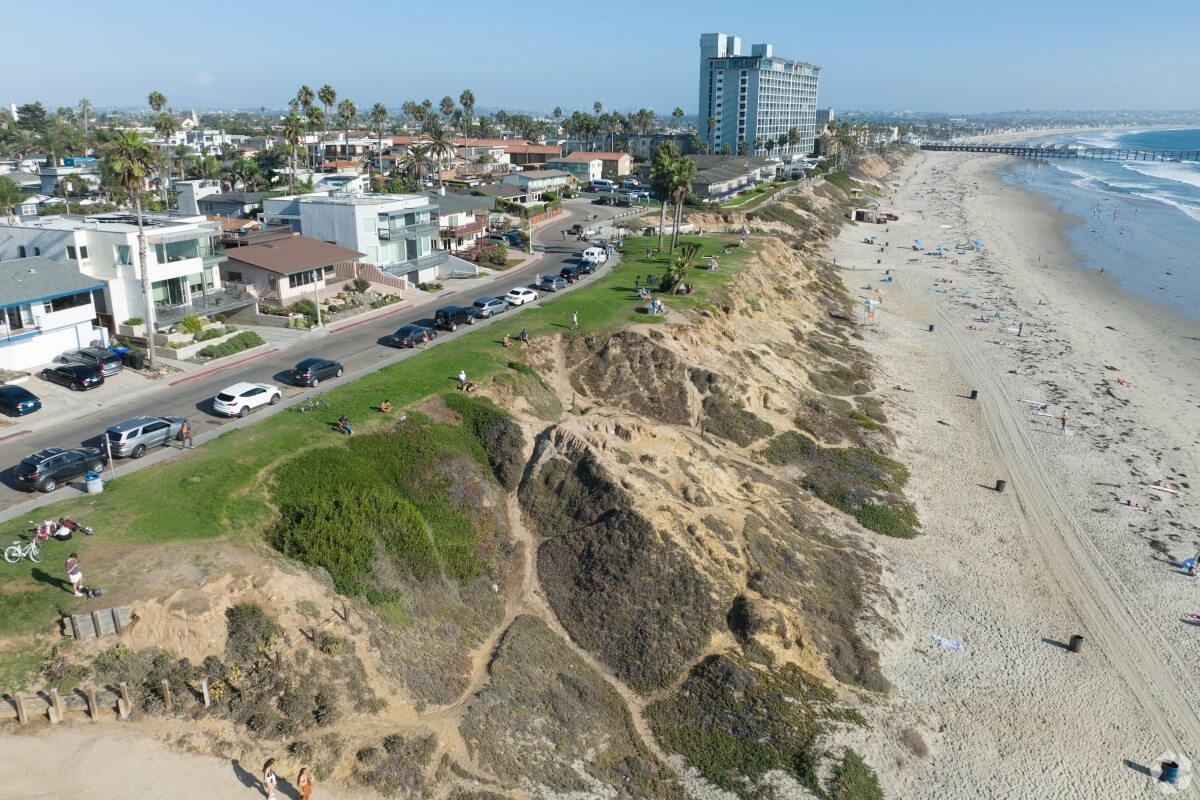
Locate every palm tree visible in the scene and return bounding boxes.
[281,112,305,193]
[148,90,167,116]
[173,143,191,181]
[672,107,684,128]
[553,106,562,123]
[426,125,455,192]
[459,89,475,134]
[318,84,336,161]
[668,155,697,254]
[8,128,39,159]
[196,155,221,181]
[650,143,678,251]
[336,99,357,158]
[306,105,324,167]
[398,143,433,185]
[439,96,455,121]
[0,175,21,216]
[231,157,261,191]
[78,97,91,143]
[593,100,603,115]
[370,103,388,171]
[102,131,161,369]
[296,85,315,165]
[706,116,717,150]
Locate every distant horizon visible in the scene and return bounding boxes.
[5,0,1198,113]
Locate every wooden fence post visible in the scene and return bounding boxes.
[160,679,172,712]
[117,682,131,719]
[86,687,99,720]
[48,688,64,724]
[201,678,210,709]
[14,693,28,726]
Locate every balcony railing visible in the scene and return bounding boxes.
[378,220,438,240]
[379,250,448,279]
[154,282,257,324]
[442,216,486,238]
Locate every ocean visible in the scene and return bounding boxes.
[999,128,1200,321]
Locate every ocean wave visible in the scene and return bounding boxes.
[1131,192,1200,224]
[1123,161,1200,191]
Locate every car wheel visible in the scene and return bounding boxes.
[70,383,80,391]
[238,406,249,418]
[449,322,458,332]
[89,461,104,471]
[335,368,343,377]
[269,394,281,405]
[39,478,57,493]
[131,444,147,459]
[467,315,475,325]
[311,378,319,388]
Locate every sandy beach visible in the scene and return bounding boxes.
[830,151,1200,797]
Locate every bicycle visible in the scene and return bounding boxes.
[291,397,330,414]
[5,536,44,564]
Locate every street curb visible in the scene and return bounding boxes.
[167,347,281,387]
[328,304,414,335]
[0,429,32,443]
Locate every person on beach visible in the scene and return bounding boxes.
[1189,551,1199,576]
[458,369,468,390]
[178,419,194,449]
[1017,322,1024,337]
[65,553,83,597]
[297,767,313,800]
[263,759,278,800]
[520,329,529,347]
[502,333,510,348]
[421,330,430,349]
[1060,413,1067,432]
[571,311,578,330]
[379,400,392,413]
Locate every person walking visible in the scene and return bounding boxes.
[421,330,430,349]
[178,418,194,449]
[458,369,468,390]
[571,311,578,330]
[1060,412,1067,432]
[263,759,278,800]
[65,552,83,597]
[297,767,313,800]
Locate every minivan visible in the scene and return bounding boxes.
[433,306,476,331]
[589,179,618,192]
[106,416,186,458]
[60,347,124,377]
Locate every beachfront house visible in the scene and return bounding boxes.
[0,256,106,370]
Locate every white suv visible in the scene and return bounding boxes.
[213,382,282,417]
[504,287,539,306]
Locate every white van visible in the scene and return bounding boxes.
[589,179,618,192]
[581,246,608,264]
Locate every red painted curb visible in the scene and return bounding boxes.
[329,304,414,335]
[436,290,456,298]
[168,347,281,387]
[0,429,32,443]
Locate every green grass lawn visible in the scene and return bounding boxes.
[0,234,757,644]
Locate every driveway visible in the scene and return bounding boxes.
[0,199,625,515]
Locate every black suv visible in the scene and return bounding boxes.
[559,266,580,283]
[289,358,343,387]
[14,447,107,493]
[433,306,476,331]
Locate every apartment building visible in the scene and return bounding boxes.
[698,32,820,158]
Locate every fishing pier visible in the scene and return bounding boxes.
[920,143,1199,162]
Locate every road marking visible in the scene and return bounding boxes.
[168,347,281,387]
[328,304,414,335]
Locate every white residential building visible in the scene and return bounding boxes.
[0,256,106,370]
[262,191,447,285]
[0,212,243,332]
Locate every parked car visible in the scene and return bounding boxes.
[472,297,509,318]
[504,287,538,306]
[0,385,41,417]
[619,179,642,190]
[559,266,580,284]
[59,347,123,377]
[389,324,437,348]
[433,306,476,331]
[581,246,609,265]
[212,382,282,417]
[540,274,567,292]
[106,416,185,458]
[41,363,104,391]
[14,447,107,493]
[502,231,526,246]
[485,233,509,246]
[582,185,600,193]
[289,358,343,387]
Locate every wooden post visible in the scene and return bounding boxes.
[85,687,99,720]
[48,688,64,724]
[14,693,28,726]
[117,681,131,719]
[201,678,211,709]
[160,679,172,712]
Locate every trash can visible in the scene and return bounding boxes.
[1068,634,1084,653]
[127,350,146,370]
[84,470,104,495]
[995,479,1007,493]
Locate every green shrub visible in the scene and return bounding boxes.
[292,299,317,316]
[830,749,883,800]
[225,603,282,664]
[352,277,371,293]
[195,327,226,342]
[123,317,143,326]
[416,282,443,292]
[370,294,401,309]
[179,314,205,335]
[199,330,265,359]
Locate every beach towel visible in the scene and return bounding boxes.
[932,635,964,652]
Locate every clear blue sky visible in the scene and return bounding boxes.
[6,0,1198,114]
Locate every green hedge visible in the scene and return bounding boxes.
[199,330,265,359]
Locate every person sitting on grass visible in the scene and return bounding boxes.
[335,415,352,435]
[379,400,393,413]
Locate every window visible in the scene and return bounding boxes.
[288,269,319,288]
[33,247,40,256]
[115,245,132,265]
[44,292,91,313]
[225,270,243,283]
[16,245,26,258]
[67,245,77,260]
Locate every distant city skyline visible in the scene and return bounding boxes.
[5,0,1198,115]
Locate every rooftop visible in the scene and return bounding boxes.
[428,191,495,213]
[0,256,104,309]
[296,191,433,208]
[512,169,571,180]
[200,191,266,205]
[1,212,216,235]
[559,151,630,161]
[223,234,363,275]
[474,184,526,199]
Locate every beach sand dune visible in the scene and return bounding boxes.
[831,151,1200,798]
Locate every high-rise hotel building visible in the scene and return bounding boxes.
[698,33,820,158]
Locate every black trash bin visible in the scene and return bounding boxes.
[127,350,147,370]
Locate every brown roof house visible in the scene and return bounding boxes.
[221,230,363,306]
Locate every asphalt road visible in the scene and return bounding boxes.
[0,200,628,511]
